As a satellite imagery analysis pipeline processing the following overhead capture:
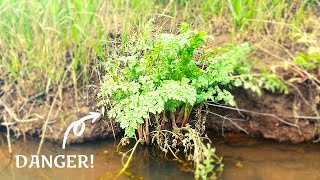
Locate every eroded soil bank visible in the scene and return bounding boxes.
[0,36,319,145]
[206,83,320,143]
[1,81,318,145]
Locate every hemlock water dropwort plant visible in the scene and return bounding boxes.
[98,23,287,179]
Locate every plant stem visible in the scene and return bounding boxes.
[145,118,150,145]
[170,111,178,129]
[138,125,143,141]
[161,110,166,129]
[181,106,192,127]
[176,106,185,124]
[154,114,160,130]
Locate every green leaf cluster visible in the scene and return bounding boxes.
[195,144,222,180]
[294,52,320,70]
[98,24,286,137]
[99,24,288,180]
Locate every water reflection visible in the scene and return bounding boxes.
[214,135,320,180]
[0,133,319,180]
[0,134,192,180]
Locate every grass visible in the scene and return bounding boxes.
[0,0,317,97]
[0,0,158,97]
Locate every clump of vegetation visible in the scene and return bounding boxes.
[0,0,156,96]
[0,0,313,96]
[98,23,287,179]
[294,52,320,70]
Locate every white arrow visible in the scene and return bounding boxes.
[62,112,100,149]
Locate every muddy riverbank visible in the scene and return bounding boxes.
[206,84,320,143]
[1,83,319,145]
[0,31,319,146]
[18,84,320,144]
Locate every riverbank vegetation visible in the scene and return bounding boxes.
[1,0,320,179]
[1,0,318,92]
[98,23,287,178]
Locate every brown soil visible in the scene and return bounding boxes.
[205,83,320,143]
[0,81,121,145]
[1,76,319,144]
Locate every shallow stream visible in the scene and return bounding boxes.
[0,134,319,180]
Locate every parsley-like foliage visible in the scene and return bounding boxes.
[98,23,287,179]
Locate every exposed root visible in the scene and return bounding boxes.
[3,116,12,158]
[117,139,141,176]
[206,102,302,128]
[116,126,223,179]
[205,110,249,135]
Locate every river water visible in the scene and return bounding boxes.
[0,133,319,180]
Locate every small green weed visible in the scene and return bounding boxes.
[294,52,320,70]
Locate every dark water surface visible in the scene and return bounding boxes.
[0,134,319,180]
